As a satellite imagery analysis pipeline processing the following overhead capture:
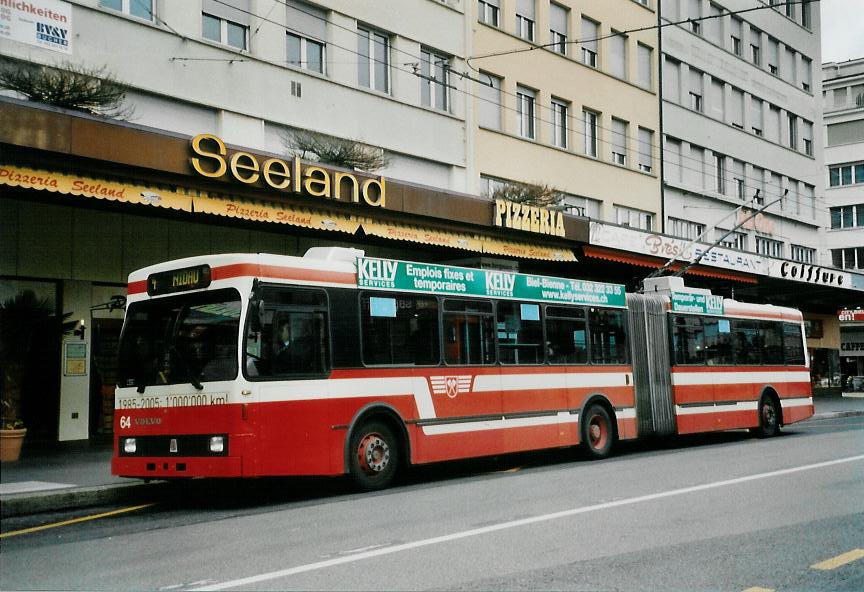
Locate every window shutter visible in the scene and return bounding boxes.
[285,0,326,41]
[731,88,744,127]
[478,73,502,130]
[610,34,626,78]
[550,3,566,32]
[202,0,250,25]
[612,119,627,156]
[581,18,598,51]
[637,44,652,89]
[517,0,535,19]
[750,97,763,129]
[638,128,652,168]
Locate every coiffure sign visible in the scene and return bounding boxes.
[1,0,72,54]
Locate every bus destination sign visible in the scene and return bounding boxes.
[147,265,212,296]
[670,292,724,315]
[357,257,626,307]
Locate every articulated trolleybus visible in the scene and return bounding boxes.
[113,247,813,490]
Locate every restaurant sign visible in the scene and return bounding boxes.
[190,134,386,208]
[357,257,625,307]
[493,199,566,238]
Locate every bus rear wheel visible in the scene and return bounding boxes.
[349,420,400,491]
[581,404,615,459]
[753,395,781,438]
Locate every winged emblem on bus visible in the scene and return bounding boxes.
[429,375,473,399]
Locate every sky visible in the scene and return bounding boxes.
[820,0,864,63]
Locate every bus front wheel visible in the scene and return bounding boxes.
[349,420,400,491]
[581,404,615,459]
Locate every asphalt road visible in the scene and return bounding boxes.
[2,417,862,592]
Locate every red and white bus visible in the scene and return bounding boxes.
[112,247,813,490]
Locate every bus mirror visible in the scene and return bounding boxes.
[249,279,263,333]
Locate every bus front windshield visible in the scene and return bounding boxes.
[117,288,242,389]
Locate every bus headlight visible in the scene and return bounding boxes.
[123,438,137,454]
[209,436,224,453]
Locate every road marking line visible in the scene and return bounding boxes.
[811,549,864,571]
[742,587,774,592]
[0,504,154,539]
[193,454,864,591]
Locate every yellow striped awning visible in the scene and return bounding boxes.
[194,193,360,233]
[0,163,192,211]
[361,218,484,253]
[481,237,577,261]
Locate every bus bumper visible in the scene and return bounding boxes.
[112,456,242,478]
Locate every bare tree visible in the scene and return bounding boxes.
[491,181,564,208]
[282,129,390,172]
[0,58,132,119]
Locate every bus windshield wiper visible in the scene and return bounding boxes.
[170,345,204,391]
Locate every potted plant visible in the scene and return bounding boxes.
[0,290,75,462]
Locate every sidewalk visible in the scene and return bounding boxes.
[2,393,863,518]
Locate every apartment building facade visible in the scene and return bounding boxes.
[470,0,662,227]
[660,0,822,265]
[823,58,864,272]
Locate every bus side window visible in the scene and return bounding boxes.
[544,306,587,364]
[245,287,329,379]
[588,308,628,365]
[783,323,805,365]
[761,321,785,365]
[703,318,734,365]
[732,320,761,365]
[360,293,440,366]
[672,315,705,365]
[443,299,496,365]
[497,302,542,365]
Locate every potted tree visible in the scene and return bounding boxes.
[0,290,75,461]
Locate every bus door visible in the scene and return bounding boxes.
[626,294,676,437]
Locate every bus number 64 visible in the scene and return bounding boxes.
[120,416,131,429]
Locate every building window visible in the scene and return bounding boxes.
[517,85,536,139]
[478,0,500,26]
[583,109,598,157]
[638,127,653,173]
[560,193,601,218]
[669,217,705,240]
[791,245,815,264]
[688,0,702,34]
[286,1,326,74]
[477,72,502,130]
[615,206,653,230]
[101,0,152,20]
[830,164,864,188]
[714,153,726,194]
[750,28,761,66]
[730,17,743,56]
[689,68,703,112]
[787,114,798,150]
[800,57,812,91]
[611,118,627,166]
[609,31,627,79]
[706,3,723,43]
[550,3,568,55]
[731,87,744,128]
[287,34,325,73]
[201,1,251,50]
[358,26,389,92]
[767,37,779,75]
[751,97,763,136]
[551,98,569,148]
[581,17,599,67]
[637,43,652,90]
[755,236,784,258]
[421,48,450,111]
[716,229,746,250]
[830,205,864,229]
[802,120,813,155]
[732,160,745,199]
[832,248,864,270]
[516,0,535,42]
[801,1,811,28]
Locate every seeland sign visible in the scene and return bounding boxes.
[190,133,386,208]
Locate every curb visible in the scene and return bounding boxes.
[809,410,864,421]
[1,481,168,519]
